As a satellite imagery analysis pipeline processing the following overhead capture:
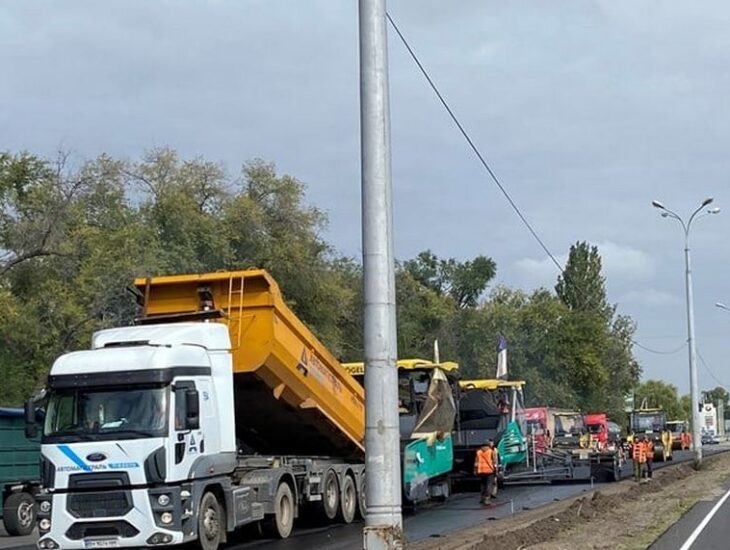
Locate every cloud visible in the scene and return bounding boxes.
[510,241,655,292]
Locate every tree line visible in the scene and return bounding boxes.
[1,149,642,420]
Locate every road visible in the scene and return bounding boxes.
[2,446,726,550]
[651,466,730,550]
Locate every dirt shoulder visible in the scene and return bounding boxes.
[412,451,730,550]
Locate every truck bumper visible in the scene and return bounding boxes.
[38,487,186,549]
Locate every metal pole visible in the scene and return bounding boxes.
[359,1,403,548]
[684,235,703,464]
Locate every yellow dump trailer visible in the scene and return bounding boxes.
[135,269,365,460]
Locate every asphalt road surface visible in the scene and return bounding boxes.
[651,478,730,550]
[2,446,726,550]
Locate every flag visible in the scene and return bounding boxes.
[496,335,508,379]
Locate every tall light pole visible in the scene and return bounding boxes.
[359,0,403,548]
[652,198,720,465]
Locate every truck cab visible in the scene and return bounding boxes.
[583,413,609,450]
[35,323,234,550]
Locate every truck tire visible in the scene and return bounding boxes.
[322,469,339,521]
[3,492,36,537]
[338,475,357,524]
[611,457,621,482]
[198,492,223,550]
[357,474,367,519]
[263,482,294,539]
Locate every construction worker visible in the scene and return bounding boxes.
[644,436,654,479]
[681,431,691,450]
[474,439,498,504]
[661,430,673,461]
[631,435,646,482]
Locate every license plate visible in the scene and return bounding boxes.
[84,539,120,548]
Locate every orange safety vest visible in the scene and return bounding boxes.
[476,448,496,474]
[632,441,646,463]
[645,440,655,460]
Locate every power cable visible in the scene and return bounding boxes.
[632,340,686,356]
[386,11,686,356]
[697,350,728,389]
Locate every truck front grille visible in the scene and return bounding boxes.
[67,491,132,518]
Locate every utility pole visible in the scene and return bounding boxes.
[359,1,403,549]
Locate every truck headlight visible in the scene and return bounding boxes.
[160,512,173,525]
[157,494,171,507]
[40,500,52,513]
[39,518,51,530]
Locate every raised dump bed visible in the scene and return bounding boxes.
[135,269,365,459]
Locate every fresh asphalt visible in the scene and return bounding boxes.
[2,446,727,550]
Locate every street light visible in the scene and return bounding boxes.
[716,302,730,312]
[652,198,720,465]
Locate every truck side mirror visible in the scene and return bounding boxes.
[185,390,200,430]
[25,400,38,439]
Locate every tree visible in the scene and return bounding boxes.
[555,241,612,320]
[702,386,729,409]
[0,150,361,404]
[404,250,496,308]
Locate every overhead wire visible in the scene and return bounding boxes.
[697,350,728,389]
[385,11,684,356]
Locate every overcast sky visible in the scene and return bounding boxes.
[2,1,729,394]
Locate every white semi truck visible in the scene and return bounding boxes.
[27,270,367,550]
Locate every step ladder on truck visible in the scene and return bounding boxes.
[29,270,369,550]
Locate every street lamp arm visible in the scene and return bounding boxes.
[687,203,707,231]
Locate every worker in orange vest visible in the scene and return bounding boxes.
[681,431,691,450]
[474,439,498,504]
[631,435,647,482]
[645,437,655,480]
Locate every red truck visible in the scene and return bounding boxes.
[583,413,609,450]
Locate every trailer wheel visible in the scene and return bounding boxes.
[263,482,294,539]
[198,492,223,550]
[322,469,340,521]
[357,474,367,519]
[3,492,35,536]
[339,475,357,524]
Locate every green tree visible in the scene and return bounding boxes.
[555,241,612,320]
[404,250,496,308]
[702,386,729,409]
[0,150,361,404]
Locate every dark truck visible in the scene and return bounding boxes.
[0,407,40,536]
[630,408,671,461]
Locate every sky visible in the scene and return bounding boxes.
[2,1,729,394]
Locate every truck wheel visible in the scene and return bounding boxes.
[198,492,223,550]
[338,475,357,524]
[263,482,294,539]
[322,470,340,521]
[357,475,367,519]
[3,492,36,536]
[611,457,621,482]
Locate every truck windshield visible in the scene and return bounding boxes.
[43,386,168,442]
[633,413,666,432]
[586,423,603,434]
[555,415,584,435]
